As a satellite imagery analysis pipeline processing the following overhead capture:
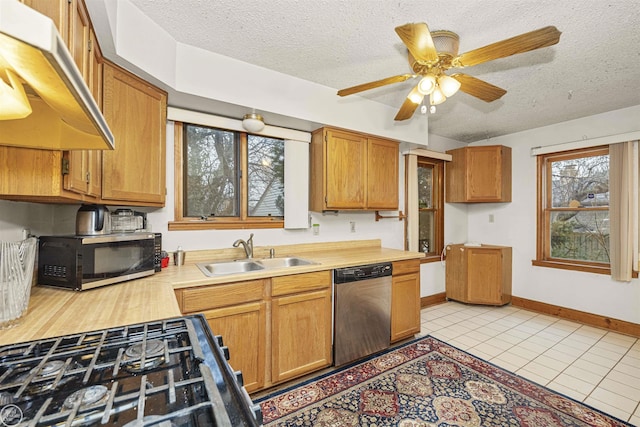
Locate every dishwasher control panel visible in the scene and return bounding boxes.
[334,262,392,284]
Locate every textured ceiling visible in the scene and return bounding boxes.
[127,0,640,143]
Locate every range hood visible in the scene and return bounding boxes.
[0,0,114,150]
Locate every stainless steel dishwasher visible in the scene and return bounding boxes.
[333,262,392,366]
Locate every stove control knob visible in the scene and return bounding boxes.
[221,346,230,361]
[234,370,244,387]
[215,335,224,347]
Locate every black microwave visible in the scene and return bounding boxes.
[38,233,158,291]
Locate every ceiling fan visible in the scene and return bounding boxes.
[337,23,561,120]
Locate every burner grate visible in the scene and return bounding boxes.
[0,318,237,426]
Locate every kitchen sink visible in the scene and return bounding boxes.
[255,256,317,269]
[197,260,265,276]
[196,256,317,277]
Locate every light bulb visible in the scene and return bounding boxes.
[438,75,461,97]
[430,87,446,105]
[417,75,436,95]
[430,105,436,114]
[420,105,427,114]
[408,91,423,104]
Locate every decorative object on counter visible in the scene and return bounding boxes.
[75,204,111,236]
[173,246,185,266]
[0,237,37,329]
[242,111,265,133]
[257,335,631,427]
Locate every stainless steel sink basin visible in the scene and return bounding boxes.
[256,256,317,269]
[196,256,317,277]
[197,260,265,276]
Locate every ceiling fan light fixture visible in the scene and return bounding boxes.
[242,112,265,133]
[438,75,461,97]
[417,75,436,95]
[430,30,460,57]
[430,87,446,106]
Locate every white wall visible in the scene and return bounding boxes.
[466,105,640,324]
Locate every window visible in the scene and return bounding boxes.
[406,155,444,261]
[535,146,610,273]
[170,122,285,230]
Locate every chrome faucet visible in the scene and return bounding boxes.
[233,233,254,259]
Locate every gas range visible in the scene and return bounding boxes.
[0,315,262,426]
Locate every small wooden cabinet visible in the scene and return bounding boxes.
[445,244,512,305]
[175,280,268,393]
[445,145,511,203]
[271,271,332,383]
[391,259,421,342]
[310,127,399,211]
[102,61,167,206]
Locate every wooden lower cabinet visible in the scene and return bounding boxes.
[271,271,333,384]
[445,244,512,305]
[202,302,267,392]
[271,289,332,383]
[175,271,332,393]
[391,259,421,342]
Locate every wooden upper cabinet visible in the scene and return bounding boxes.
[446,145,512,203]
[310,127,399,211]
[69,0,90,81]
[102,61,167,206]
[367,137,399,209]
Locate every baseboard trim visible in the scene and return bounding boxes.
[511,296,640,338]
[421,293,446,308]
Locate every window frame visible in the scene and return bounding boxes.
[406,155,445,263]
[169,121,284,231]
[534,145,611,274]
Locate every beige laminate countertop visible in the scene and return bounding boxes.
[0,240,423,346]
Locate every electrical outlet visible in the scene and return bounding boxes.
[350,221,356,233]
[489,214,495,223]
[22,228,31,239]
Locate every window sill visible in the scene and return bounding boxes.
[169,219,283,231]
[532,259,610,275]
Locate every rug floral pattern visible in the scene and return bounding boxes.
[256,337,632,427]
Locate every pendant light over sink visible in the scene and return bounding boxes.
[242,110,265,133]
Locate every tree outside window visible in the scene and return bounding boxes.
[537,146,610,268]
[172,122,284,230]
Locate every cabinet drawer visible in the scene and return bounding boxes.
[392,259,420,276]
[272,271,331,297]
[178,279,265,313]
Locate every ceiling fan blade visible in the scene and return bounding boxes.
[395,23,438,64]
[337,74,413,97]
[454,26,561,68]
[451,73,507,102]
[394,86,422,121]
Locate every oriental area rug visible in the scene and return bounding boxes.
[255,336,632,427]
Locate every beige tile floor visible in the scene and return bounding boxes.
[421,301,640,425]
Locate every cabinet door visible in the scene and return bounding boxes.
[271,289,332,384]
[466,248,503,304]
[202,302,267,393]
[367,138,398,209]
[102,62,167,205]
[69,0,90,83]
[325,129,367,209]
[466,146,503,202]
[391,272,421,342]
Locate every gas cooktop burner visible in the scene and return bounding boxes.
[63,385,109,410]
[34,360,65,377]
[122,339,166,372]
